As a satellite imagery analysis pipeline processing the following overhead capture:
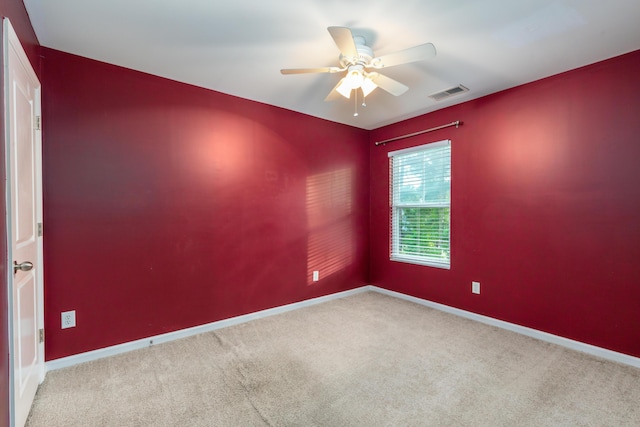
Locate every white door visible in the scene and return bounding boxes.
[4,19,44,427]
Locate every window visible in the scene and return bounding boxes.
[389,140,451,269]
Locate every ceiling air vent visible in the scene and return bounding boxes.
[429,84,469,101]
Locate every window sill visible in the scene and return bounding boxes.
[390,255,450,270]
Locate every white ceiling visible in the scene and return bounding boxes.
[24,0,640,130]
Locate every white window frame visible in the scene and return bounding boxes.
[388,139,451,269]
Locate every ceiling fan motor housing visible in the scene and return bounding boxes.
[339,36,373,68]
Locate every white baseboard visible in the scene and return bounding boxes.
[368,286,640,369]
[45,287,369,372]
[46,285,640,372]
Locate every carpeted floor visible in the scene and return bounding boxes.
[27,291,640,426]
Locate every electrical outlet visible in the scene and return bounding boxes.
[312,271,319,282]
[472,281,480,294]
[61,310,76,329]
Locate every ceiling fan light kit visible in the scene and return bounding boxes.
[281,26,436,116]
[335,64,378,99]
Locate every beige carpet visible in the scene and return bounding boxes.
[27,291,640,426]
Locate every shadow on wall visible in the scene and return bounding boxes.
[306,168,355,285]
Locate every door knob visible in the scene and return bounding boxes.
[13,261,33,274]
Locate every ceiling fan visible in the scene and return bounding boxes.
[281,27,436,113]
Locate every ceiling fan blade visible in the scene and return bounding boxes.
[367,72,408,96]
[281,67,342,75]
[369,43,436,69]
[327,26,358,59]
[325,78,347,101]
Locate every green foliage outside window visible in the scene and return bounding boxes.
[398,207,450,261]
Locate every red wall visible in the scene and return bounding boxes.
[38,47,640,362]
[370,50,640,357]
[0,0,39,68]
[41,48,370,360]
[0,1,39,425]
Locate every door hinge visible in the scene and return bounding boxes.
[39,328,44,344]
[37,222,43,237]
[35,115,41,131]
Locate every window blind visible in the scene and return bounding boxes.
[389,140,451,268]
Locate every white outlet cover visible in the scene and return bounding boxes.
[61,310,76,329]
[312,271,319,282]
[472,281,481,294]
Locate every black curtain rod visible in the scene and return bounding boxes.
[374,120,461,146]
